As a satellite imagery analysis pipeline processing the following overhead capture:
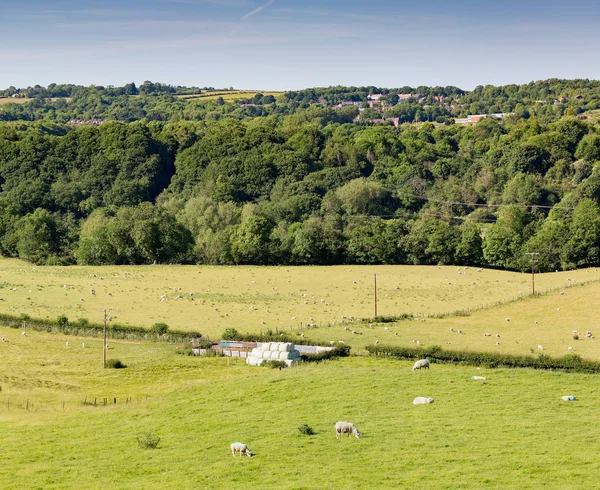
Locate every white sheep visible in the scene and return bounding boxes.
[21,331,26,336]
[66,341,69,347]
[82,342,85,348]
[412,359,430,370]
[538,345,543,350]
[230,442,252,457]
[335,421,360,439]
[413,397,434,405]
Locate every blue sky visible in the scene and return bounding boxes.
[1,0,599,90]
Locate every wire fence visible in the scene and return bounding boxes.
[0,394,152,412]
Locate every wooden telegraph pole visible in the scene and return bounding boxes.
[374,273,378,317]
[103,309,107,368]
[525,253,539,296]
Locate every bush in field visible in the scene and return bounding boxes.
[222,328,239,340]
[298,424,314,435]
[75,318,89,327]
[19,313,31,322]
[136,431,161,449]
[56,315,69,326]
[264,360,286,369]
[151,322,169,335]
[106,359,126,369]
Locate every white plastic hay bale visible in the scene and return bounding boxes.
[284,343,294,352]
[278,351,291,361]
[270,351,280,360]
[262,350,272,359]
[256,359,264,366]
[251,348,261,357]
[277,343,287,352]
[247,357,257,366]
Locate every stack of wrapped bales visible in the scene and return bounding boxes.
[246,342,301,367]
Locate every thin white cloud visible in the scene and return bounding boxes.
[242,0,276,20]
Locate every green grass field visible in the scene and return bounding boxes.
[0,97,71,105]
[1,258,599,355]
[176,90,283,102]
[2,260,600,487]
[1,329,599,489]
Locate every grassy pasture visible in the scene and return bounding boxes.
[0,97,71,105]
[2,258,599,342]
[0,332,599,488]
[176,90,283,102]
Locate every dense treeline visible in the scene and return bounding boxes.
[2,79,600,271]
[2,79,600,125]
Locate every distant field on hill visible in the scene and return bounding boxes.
[0,334,598,488]
[176,90,282,101]
[0,97,71,104]
[2,259,599,341]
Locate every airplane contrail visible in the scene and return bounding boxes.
[242,0,276,20]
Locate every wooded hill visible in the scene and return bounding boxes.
[1,79,600,271]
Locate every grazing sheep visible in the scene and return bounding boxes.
[538,345,543,350]
[82,342,85,348]
[90,289,96,295]
[412,359,430,370]
[496,341,500,345]
[505,318,510,322]
[449,328,454,332]
[413,397,434,405]
[335,422,360,439]
[484,333,491,337]
[230,442,252,457]
[458,330,463,334]
[375,340,379,344]
[496,334,500,338]
[21,331,26,336]
[1,337,6,342]
[416,340,421,345]
[65,342,69,347]
[568,346,574,351]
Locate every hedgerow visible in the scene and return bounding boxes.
[365,344,600,373]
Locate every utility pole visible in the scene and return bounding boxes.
[103,309,107,368]
[525,253,539,296]
[374,273,378,317]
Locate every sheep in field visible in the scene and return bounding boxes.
[413,397,435,405]
[335,421,360,439]
[412,359,430,370]
[230,442,252,457]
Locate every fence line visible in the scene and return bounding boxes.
[0,394,151,412]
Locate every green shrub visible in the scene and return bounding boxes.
[75,318,89,327]
[300,344,351,363]
[56,315,69,326]
[136,431,161,449]
[151,322,169,335]
[263,360,286,369]
[222,328,239,340]
[298,424,314,435]
[202,349,223,357]
[19,313,31,322]
[106,359,126,369]
[176,347,195,356]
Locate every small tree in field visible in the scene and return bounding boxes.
[151,322,169,335]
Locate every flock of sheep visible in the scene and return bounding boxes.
[231,358,434,458]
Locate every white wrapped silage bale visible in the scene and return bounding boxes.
[270,351,280,360]
[247,357,257,366]
[277,343,286,352]
[262,350,272,359]
[278,351,291,361]
[285,343,294,352]
[256,359,264,366]
[251,348,261,357]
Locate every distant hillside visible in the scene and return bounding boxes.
[0,79,600,269]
